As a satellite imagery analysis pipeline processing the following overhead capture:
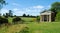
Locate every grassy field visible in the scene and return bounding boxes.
[0,22,60,33]
[0,17,60,33]
[8,17,36,23]
[27,22,60,33]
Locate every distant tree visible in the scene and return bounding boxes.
[5,13,9,18]
[3,13,5,16]
[27,14,29,17]
[0,0,7,16]
[36,16,40,22]
[23,14,26,17]
[9,10,13,17]
[14,15,16,17]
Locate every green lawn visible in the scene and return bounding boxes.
[8,17,36,23]
[0,17,60,33]
[0,22,60,33]
[27,22,60,33]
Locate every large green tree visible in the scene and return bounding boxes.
[51,2,60,12]
[51,2,60,21]
[0,0,6,16]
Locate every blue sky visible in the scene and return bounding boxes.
[1,0,60,16]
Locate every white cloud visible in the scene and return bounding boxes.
[1,8,8,15]
[13,8,20,11]
[13,11,25,16]
[32,5,44,9]
[13,8,25,16]
[1,5,50,16]
[24,5,45,13]
[12,3,20,6]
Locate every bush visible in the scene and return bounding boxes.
[55,12,60,22]
[12,17,22,23]
[30,18,36,22]
[0,17,8,24]
[36,16,40,22]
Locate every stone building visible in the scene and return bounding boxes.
[40,11,55,22]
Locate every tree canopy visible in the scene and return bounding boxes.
[0,0,6,9]
[51,2,60,12]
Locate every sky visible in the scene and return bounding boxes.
[1,0,60,16]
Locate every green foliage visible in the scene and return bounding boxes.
[0,17,8,24]
[0,0,6,8]
[50,2,60,22]
[4,13,9,18]
[0,0,6,16]
[55,11,60,22]
[51,2,60,12]
[12,17,22,24]
[23,14,26,17]
[36,16,40,21]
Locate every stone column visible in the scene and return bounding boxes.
[49,15,51,22]
[47,15,48,22]
[40,15,44,22]
[40,15,42,22]
[42,15,45,22]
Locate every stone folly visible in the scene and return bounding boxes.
[40,11,55,22]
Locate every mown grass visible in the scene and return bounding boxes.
[27,22,60,33]
[8,17,36,23]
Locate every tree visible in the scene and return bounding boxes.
[5,13,9,18]
[9,10,13,17]
[27,14,29,17]
[55,11,60,22]
[36,16,40,22]
[50,2,60,21]
[0,0,6,16]
[51,2,60,15]
[51,2,60,11]
[3,13,5,16]
[23,14,26,17]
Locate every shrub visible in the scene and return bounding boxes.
[0,17,8,24]
[36,16,40,22]
[30,18,36,22]
[55,12,60,22]
[12,17,22,23]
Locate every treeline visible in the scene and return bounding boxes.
[2,12,37,18]
[2,10,13,18]
[21,14,37,18]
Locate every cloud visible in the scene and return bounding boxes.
[13,8,20,11]
[13,8,25,16]
[12,3,20,6]
[32,5,44,9]
[24,5,45,13]
[1,5,50,16]
[1,8,8,15]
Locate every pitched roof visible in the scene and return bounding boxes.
[40,11,54,15]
